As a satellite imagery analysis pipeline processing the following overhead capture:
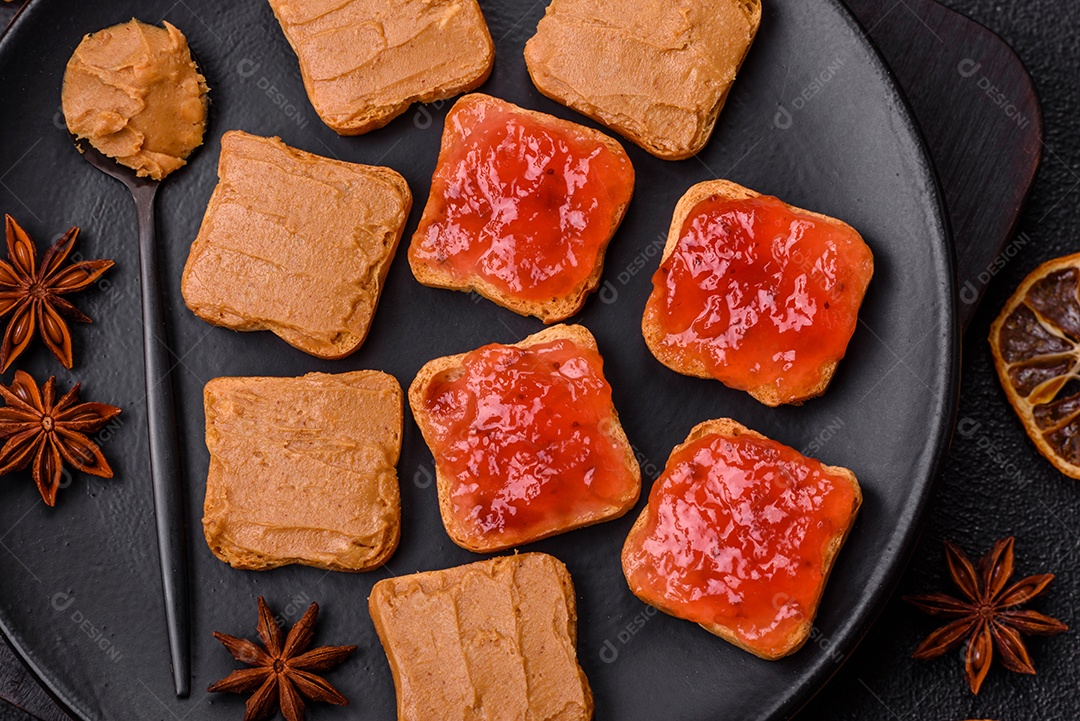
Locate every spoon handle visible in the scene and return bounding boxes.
[133,182,190,698]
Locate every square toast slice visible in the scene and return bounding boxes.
[525,0,761,159]
[267,0,494,135]
[181,130,411,359]
[202,370,402,572]
[621,418,861,659]
[408,94,635,323]
[409,324,641,552]
[369,553,593,721]
[642,179,874,406]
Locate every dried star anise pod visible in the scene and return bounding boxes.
[905,537,1067,694]
[0,370,120,506]
[208,597,355,721]
[0,215,114,371]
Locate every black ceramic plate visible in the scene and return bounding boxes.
[0,0,958,719]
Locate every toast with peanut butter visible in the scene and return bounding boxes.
[267,0,495,135]
[369,553,594,721]
[525,0,761,159]
[202,370,402,572]
[181,130,411,358]
[409,324,641,552]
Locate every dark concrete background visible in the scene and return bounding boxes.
[2,0,1078,719]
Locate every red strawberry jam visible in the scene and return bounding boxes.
[422,335,638,551]
[409,94,634,304]
[622,424,861,658]
[644,192,873,405]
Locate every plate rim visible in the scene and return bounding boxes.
[0,0,961,718]
[765,0,961,717]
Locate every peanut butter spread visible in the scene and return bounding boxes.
[181,130,411,359]
[202,370,402,572]
[62,19,208,180]
[369,554,593,721]
[525,0,759,159]
[267,0,494,134]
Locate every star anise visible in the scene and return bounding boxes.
[905,537,1068,694]
[0,215,114,371]
[0,370,120,506]
[208,597,356,721]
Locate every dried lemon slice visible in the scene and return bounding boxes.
[990,253,1080,478]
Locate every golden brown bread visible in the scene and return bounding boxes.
[641,178,872,406]
[525,0,761,159]
[369,553,593,721]
[266,0,494,135]
[202,370,402,572]
[408,323,641,552]
[181,130,411,359]
[408,93,635,323]
[621,417,862,659]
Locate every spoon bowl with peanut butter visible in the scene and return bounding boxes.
[62,17,210,699]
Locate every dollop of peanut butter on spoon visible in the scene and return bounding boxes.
[62,18,208,181]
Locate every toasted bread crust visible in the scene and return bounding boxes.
[409,324,641,552]
[621,418,861,659]
[267,0,495,135]
[408,94,635,323]
[642,179,871,406]
[181,131,412,359]
[369,553,593,721]
[202,370,403,573]
[525,0,761,160]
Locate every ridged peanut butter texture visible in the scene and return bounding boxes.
[525,0,761,159]
[62,19,208,180]
[181,130,411,358]
[267,0,494,135]
[202,371,402,572]
[370,553,593,721]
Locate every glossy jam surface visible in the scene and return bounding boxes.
[423,339,632,548]
[410,96,634,302]
[623,431,859,656]
[646,194,873,402]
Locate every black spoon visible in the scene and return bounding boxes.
[71,137,189,698]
